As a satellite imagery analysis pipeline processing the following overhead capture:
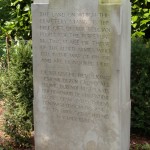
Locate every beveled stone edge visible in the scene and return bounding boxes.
[34,0,49,4]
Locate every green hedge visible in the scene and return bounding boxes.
[0,41,33,147]
[131,38,150,136]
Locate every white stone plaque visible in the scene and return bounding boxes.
[32,0,131,150]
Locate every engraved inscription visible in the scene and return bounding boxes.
[37,9,112,123]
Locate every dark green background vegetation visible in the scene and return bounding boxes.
[131,39,150,136]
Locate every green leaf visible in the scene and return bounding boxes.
[16,4,20,10]
[132,23,137,28]
[143,8,148,12]
[136,31,145,37]
[132,16,138,22]
[141,20,150,25]
[24,5,29,11]
[144,13,150,18]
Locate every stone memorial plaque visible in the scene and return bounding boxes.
[32,0,131,150]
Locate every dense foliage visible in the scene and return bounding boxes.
[131,0,150,38]
[130,143,150,150]
[0,0,32,40]
[0,41,33,147]
[131,38,150,136]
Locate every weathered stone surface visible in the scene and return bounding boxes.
[32,0,131,150]
[101,0,121,3]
